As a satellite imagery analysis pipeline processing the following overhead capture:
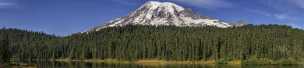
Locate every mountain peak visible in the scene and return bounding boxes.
[92,1,232,31]
[140,1,185,12]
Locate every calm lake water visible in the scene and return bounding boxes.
[4,62,304,68]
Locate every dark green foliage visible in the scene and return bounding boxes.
[1,25,304,63]
[0,28,58,61]
[0,33,10,63]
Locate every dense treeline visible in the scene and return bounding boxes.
[0,28,58,63]
[0,32,10,63]
[1,25,304,64]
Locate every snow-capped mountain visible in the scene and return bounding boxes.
[93,1,232,31]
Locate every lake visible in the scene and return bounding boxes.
[4,62,304,68]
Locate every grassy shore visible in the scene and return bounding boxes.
[52,58,304,65]
[53,59,243,65]
[134,60,220,65]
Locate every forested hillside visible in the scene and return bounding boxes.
[1,25,304,64]
[0,28,58,63]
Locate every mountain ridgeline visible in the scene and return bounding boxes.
[92,1,231,31]
[1,1,304,64]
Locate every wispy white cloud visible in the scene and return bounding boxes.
[273,14,295,20]
[0,2,15,7]
[247,9,272,17]
[288,0,304,9]
[247,9,292,20]
[248,0,300,22]
[246,8,302,28]
[286,23,304,29]
[0,0,17,8]
[170,0,233,9]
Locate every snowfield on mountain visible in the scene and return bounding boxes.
[93,1,232,31]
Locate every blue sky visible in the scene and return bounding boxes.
[0,0,304,36]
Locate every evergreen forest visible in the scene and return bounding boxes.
[1,25,304,64]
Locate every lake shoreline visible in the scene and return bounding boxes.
[52,59,236,65]
[48,58,304,65]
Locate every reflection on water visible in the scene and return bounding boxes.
[6,61,304,68]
